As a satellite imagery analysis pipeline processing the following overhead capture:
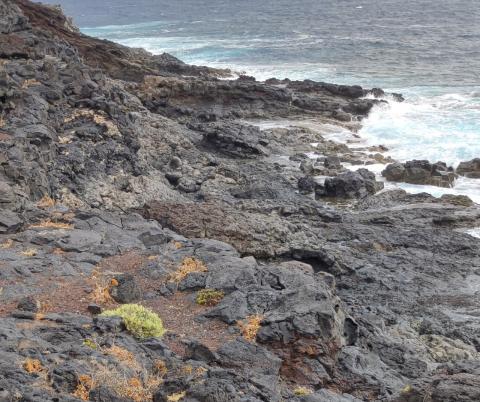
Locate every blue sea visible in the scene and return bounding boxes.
[55,0,480,201]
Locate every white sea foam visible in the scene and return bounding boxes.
[360,89,480,167]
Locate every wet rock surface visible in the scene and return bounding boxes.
[0,1,479,401]
[382,160,457,188]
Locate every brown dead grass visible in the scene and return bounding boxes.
[21,79,40,89]
[238,314,263,342]
[167,391,186,402]
[0,239,14,249]
[153,360,168,377]
[23,358,44,373]
[169,257,207,283]
[103,345,140,370]
[36,195,56,209]
[93,365,162,402]
[72,374,94,401]
[29,219,73,230]
[21,248,38,257]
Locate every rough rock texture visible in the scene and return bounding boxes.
[456,158,480,178]
[0,1,479,401]
[382,160,456,188]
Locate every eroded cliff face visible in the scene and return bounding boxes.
[0,1,479,401]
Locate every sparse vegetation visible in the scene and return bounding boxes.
[167,391,186,402]
[196,289,225,306]
[83,339,97,349]
[1,239,14,249]
[23,358,44,373]
[93,365,162,402]
[63,109,120,137]
[293,386,313,396]
[104,345,139,370]
[153,359,168,377]
[238,314,263,342]
[21,248,38,257]
[36,195,56,209]
[20,79,40,89]
[90,272,117,305]
[29,219,73,230]
[169,257,207,282]
[72,374,94,400]
[100,304,165,339]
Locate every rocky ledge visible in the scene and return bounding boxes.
[0,1,479,402]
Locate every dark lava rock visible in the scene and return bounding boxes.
[298,176,316,194]
[110,274,142,303]
[456,158,480,178]
[17,296,40,312]
[87,304,103,315]
[382,160,457,188]
[317,169,384,199]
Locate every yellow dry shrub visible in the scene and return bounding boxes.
[167,391,186,402]
[21,248,38,257]
[104,345,140,370]
[238,314,263,342]
[294,386,313,396]
[72,375,94,401]
[153,360,168,377]
[94,366,162,402]
[21,79,40,89]
[1,239,13,249]
[23,358,44,373]
[36,195,56,209]
[169,257,207,282]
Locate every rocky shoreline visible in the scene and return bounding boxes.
[0,1,479,401]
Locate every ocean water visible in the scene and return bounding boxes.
[56,0,480,200]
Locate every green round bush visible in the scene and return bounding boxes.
[100,304,165,339]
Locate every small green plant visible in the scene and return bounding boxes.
[294,386,313,396]
[100,304,165,339]
[196,289,225,306]
[83,339,97,349]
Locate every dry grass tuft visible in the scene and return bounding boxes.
[173,241,183,249]
[36,195,56,209]
[91,282,115,305]
[90,270,117,305]
[23,358,44,373]
[63,109,120,137]
[238,314,263,342]
[1,239,14,249]
[153,360,168,377]
[29,219,73,230]
[104,345,140,370]
[167,391,186,402]
[94,365,163,402]
[21,248,38,257]
[52,247,66,255]
[21,79,40,89]
[0,115,5,128]
[72,374,94,400]
[293,386,313,396]
[169,257,207,283]
[58,135,73,144]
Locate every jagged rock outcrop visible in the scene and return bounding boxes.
[382,160,456,188]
